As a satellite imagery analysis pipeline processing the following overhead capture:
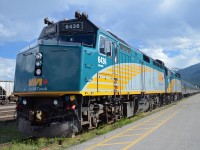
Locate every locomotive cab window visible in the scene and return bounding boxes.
[143,55,150,63]
[119,44,131,53]
[105,41,112,56]
[99,35,112,57]
[59,34,96,47]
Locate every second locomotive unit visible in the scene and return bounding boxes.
[14,11,186,137]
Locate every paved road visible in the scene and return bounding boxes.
[69,94,200,150]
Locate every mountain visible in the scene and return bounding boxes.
[171,67,182,72]
[177,63,200,86]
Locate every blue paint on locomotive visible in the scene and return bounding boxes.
[13,17,182,96]
[14,44,83,92]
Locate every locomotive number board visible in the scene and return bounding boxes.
[62,22,83,31]
[45,25,56,34]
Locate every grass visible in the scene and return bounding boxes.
[0,100,182,150]
[0,121,25,144]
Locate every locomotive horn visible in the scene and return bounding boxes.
[44,17,54,25]
[81,12,88,19]
[75,10,81,19]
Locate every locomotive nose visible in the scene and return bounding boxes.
[14,44,82,93]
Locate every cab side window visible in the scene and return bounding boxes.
[99,36,106,54]
[99,36,112,57]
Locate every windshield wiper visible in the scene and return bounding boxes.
[82,43,93,47]
[43,34,56,40]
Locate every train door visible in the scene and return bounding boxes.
[164,68,167,93]
[116,46,132,94]
[113,43,132,95]
[141,62,147,93]
[113,43,122,96]
[97,36,114,93]
[169,71,173,93]
[131,55,142,91]
[113,43,119,96]
[165,68,171,93]
[142,55,151,93]
[153,68,156,90]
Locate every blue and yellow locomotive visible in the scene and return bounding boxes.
[14,11,186,137]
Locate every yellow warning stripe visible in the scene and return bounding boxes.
[92,77,129,84]
[97,75,137,81]
[83,91,142,96]
[107,67,141,73]
[86,84,120,90]
[98,73,139,78]
[145,91,165,94]
[92,77,114,83]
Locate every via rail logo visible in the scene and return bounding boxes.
[29,78,48,86]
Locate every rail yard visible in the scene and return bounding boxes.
[0,102,16,121]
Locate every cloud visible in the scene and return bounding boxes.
[0,0,200,74]
[0,0,74,43]
[0,57,15,81]
[141,42,200,68]
[0,23,16,38]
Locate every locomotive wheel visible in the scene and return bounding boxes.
[155,96,161,108]
[149,98,154,111]
[91,116,98,127]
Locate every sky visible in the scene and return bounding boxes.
[1,0,200,80]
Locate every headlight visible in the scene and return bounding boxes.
[36,53,42,60]
[53,99,58,105]
[36,69,42,75]
[70,95,76,101]
[35,60,42,67]
[22,99,27,105]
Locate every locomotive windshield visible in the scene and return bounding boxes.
[38,19,98,48]
[40,33,96,47]
[59,34,95,47]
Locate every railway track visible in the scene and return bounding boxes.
[0,102,16,121]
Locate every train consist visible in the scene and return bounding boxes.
[13,11,200,137]
[0,81,15,105]
[182,80,199,96]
